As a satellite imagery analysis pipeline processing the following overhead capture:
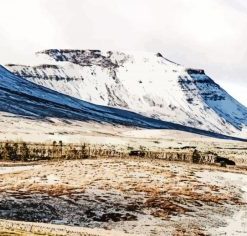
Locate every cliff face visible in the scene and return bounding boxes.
[6,49,247,136]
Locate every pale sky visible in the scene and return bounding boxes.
[0,0,246,106]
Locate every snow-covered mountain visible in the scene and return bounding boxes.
[2,64,244,141]
[5,49,247,136]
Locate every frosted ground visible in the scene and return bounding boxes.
[0,113,246,146]
[0,158,247,236]
[1,107,246,235]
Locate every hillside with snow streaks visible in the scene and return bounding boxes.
[6,49,247,136]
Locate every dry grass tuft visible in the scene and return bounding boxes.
[145,196,189,219]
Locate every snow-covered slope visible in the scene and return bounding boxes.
[5,49,247,136]
[0,65,246,141]
[0,65,169,127]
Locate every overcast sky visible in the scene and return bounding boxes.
[0,0,246,106]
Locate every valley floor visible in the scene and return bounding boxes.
[0,115,246,164]
[0,158,247,236]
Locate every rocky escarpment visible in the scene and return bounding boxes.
[5,49,247,136]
